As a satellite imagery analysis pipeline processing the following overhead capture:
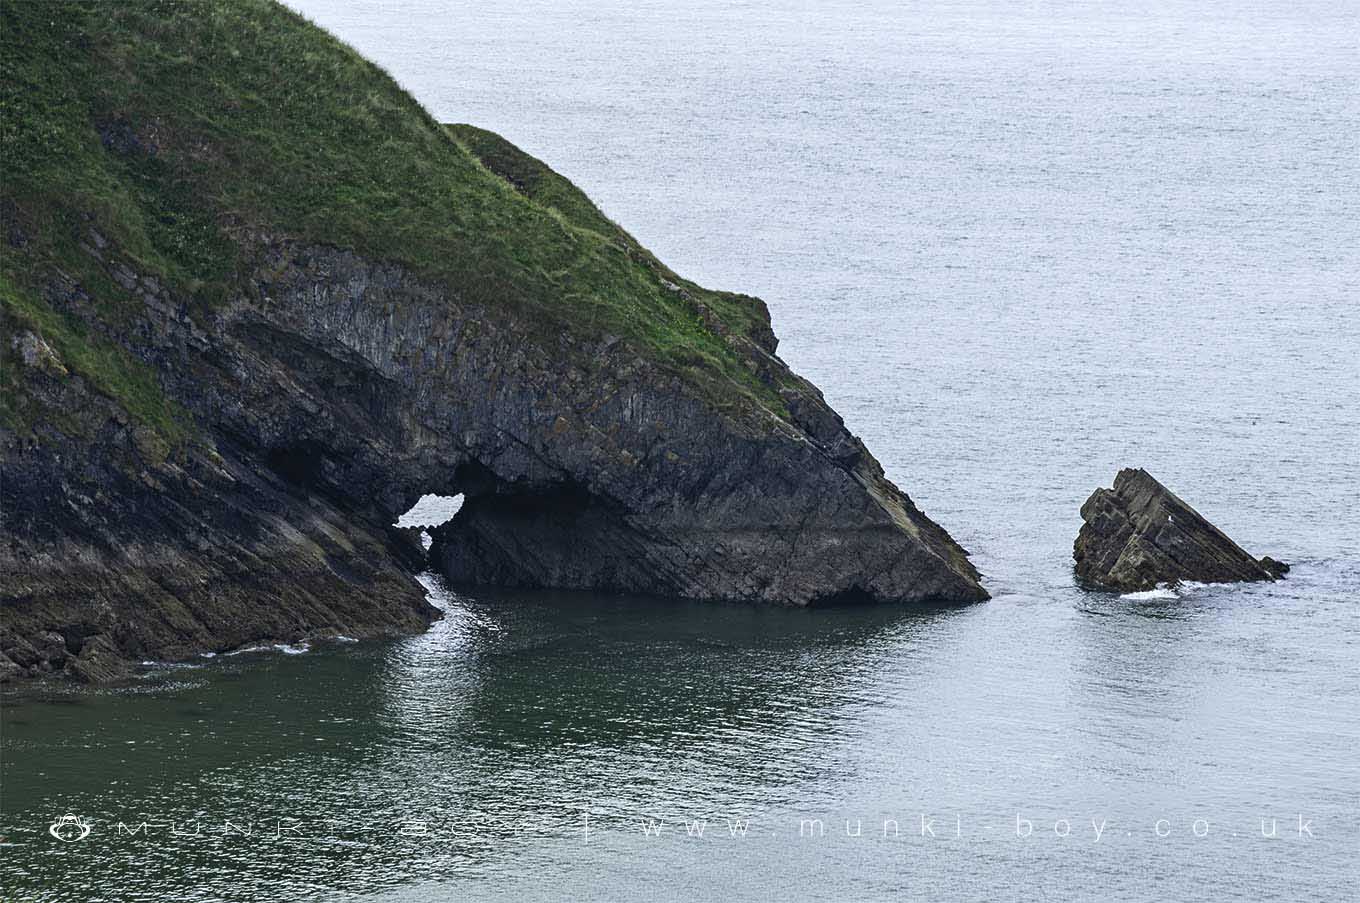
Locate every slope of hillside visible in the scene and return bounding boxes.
[0,0,985,683]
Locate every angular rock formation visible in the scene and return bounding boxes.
[1074,468,1287,592]
[0,3,985,682]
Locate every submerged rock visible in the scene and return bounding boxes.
[1074,468,1287,592]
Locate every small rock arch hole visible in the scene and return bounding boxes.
[395,493,464,549]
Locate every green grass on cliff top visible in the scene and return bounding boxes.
[0,270,192,446]
[0,0,782,439]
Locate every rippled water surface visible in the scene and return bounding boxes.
[4,1,1358,899]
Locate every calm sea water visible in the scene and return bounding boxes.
[4,1,1358,899]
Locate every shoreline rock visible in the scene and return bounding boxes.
[1074,468,1287,592]
[1,6,985,683]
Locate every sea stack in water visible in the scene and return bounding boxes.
[1074,468,1287,592]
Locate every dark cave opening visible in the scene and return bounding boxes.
[426,472,626,589]
[264,440,331,490]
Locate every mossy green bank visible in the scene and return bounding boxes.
[1,0,784,445]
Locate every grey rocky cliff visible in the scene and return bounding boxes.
[1074,468,1287,592]
[2,229,986,682]
[2,6,986,684]
[1,295,441,683]
[216,240,986,607]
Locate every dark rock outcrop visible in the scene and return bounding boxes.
[0,310,442,682]
[1074,468,1287,592]
[0,3,986,684]
[2,235,986,682]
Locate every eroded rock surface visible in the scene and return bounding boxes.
[6,203,995,686]
[1074,468,1287,592]
[1,4,985,684]
[3,235,986,682]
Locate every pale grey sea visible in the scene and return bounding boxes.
[4,1,1358,900]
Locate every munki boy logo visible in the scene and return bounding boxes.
[49,815,92,842]
[42,817,310,842]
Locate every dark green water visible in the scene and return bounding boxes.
[4,570,1359,900]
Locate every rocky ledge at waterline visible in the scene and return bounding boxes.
[0,2,985,683]
[1074,468,1287,593]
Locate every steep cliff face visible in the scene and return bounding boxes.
[1,2,984,681]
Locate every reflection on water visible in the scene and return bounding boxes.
[4,565,1358,900]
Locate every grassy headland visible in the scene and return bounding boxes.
[1,0,784,442]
